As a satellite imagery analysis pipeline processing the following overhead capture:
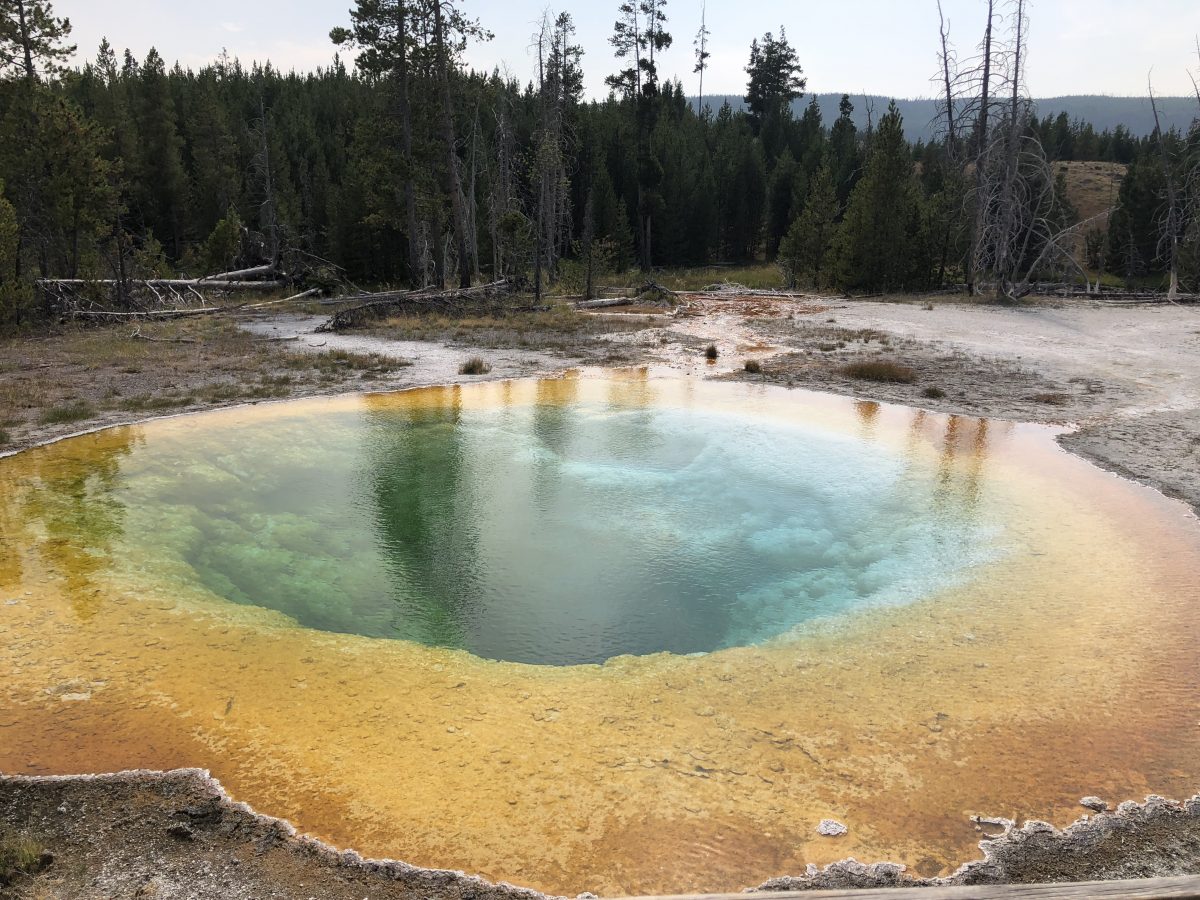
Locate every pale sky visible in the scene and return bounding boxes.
[61,0,1200,99]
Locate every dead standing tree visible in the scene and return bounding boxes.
[941,0,1092,302]
[1148,76,1185,299]
[529,11,582,300]
[430,0,478,290]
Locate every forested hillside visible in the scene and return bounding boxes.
[706,94,1200,143]
[1,0,1198,331]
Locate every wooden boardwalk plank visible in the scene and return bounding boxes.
[612,874,1200,900]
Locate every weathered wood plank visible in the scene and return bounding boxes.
[611,874,1200,900]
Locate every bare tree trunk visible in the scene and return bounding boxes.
[256,93,279,265]
[14,0,35,82]
[582,184,596,300]
[1149,78,1181,301]
[432,0,472,290]
[392,1,422,286]
[467,105,482,280]
[967,0,995,296]
[935,0,957,287]
[994,0,1027,300]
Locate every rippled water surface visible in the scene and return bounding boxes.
[2,371,1198,896]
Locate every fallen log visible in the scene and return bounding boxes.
[198,264,277,282]
[576,296,636,309]
[40,278,286,292]
[73,306,231,321]
[243,287,322,310]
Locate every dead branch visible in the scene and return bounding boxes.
[243,287,322,311]
[129,327,200,344]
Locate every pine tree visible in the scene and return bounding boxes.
[833,101,927,291]
[828,95,860,205]
[743,28,804,143]
[692,1,710,118]
[607,0,671,269]
[0,180,33,328]
[764,147,800,259]
[131,48,190,258]
[331,0,425,284]
[187,73,241,236]
[778,161,838,287]
[0,0,74,82]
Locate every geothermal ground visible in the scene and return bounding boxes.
[2,291,1200,898]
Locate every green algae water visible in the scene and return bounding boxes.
[38,375,997,665]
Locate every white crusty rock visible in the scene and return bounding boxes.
[817,819,848,837]
[1080,796,1108,812]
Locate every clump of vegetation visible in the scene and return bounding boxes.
[459,356,491,375]
[922,386,947,399]
[1031,392,1070,405]
[841,360,918,384]
[37,400,95,425]
[283,349,408,376]
[744,359,762,374]
[0,427,9,446]
[704,344,719,360]
[0,833,49,885]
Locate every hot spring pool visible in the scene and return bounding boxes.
[2,371,1198,895]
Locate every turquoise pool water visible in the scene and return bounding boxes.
[59,377,1001,665]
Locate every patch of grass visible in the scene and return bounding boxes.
[607,263,785,292]
[459,356,491,375]
[922,386,947,399]
[0,428,9,446]
[0,833,48,885]
[117,393,195,413]
[841,360,918,384]
[37,400,96,426]
[744,359,762,374]
[283,349,410,375]
[704,344,719,360]
[369,304,650,353]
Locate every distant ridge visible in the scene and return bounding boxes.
[697,93,1199,141]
